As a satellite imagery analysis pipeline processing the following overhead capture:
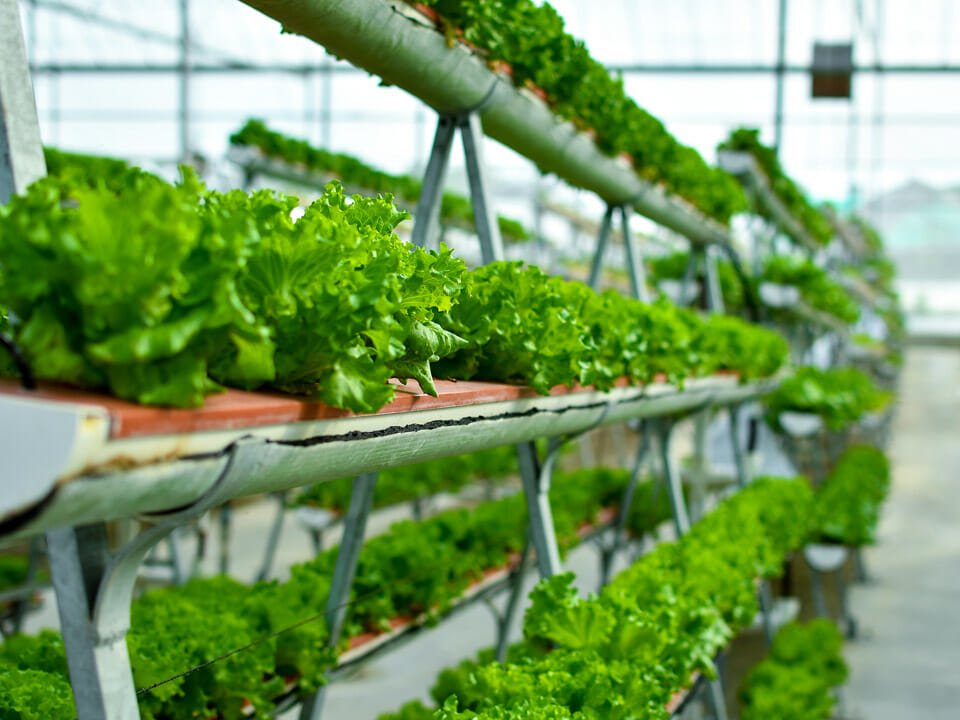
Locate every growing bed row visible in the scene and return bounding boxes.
[0,466,671,719]
[0,168,787,412]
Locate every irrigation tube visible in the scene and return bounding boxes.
[240,0,732,246]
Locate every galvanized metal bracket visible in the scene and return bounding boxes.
[679,245,726,314]
[410,99,504,264]
[299,472,378,720]
[45,438,267,720]
[596,423,651,589]
[587,203,650,301]
[651,418,691,537]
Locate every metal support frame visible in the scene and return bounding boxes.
[806,559,857,640]
[255,491,289,582]
[728,403,751,489]
[587,203,650,301]
[598,424,650,588]
[516,440,562,578]
[680,245,726,314]
[45,440,262,720]
[299,472,378,720]
[487,532,531,664]
[652,419,691,537]
[757,579,777,648]
[652,417,732,720]
[0,0,46,202]
[410,105,504,264]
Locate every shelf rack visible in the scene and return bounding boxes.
[0,1,793,718]
[239,0,733,250]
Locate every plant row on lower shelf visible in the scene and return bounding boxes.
[739,619,847,720]
[381,478,812,720]
[0,467,672,720]
[229,120,532,242]
[291,445,520,512]
[813,445,891,547]
[0,170,788,411]
[376,476,815,720]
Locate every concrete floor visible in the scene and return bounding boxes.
[21,347,959,719]
[843,347,960,720]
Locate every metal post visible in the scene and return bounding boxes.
[46,525,136,720]
[460,111,505,264]
[687,410,710,522]
[300,473,378,720]
[8,536,42,633]
[256,491,289,582]
[587,205,615,290]
[218,503,232,575]
[493,532,531,664]
[728,404,750,489]
[706,662,730,720]
[620,205,650,302]
[809,565,829,619]
[0,0,46,202]
[703,247,726,314]
[410,114,457,250]
[599,427,649,589]
[773,0,789,153]
[516,441,562,578]
[757,580,776,648]
[654,420,691,536]
[679,250,699,307]
[165,532,186,585]
[178,0,191,165]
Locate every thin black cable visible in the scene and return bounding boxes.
[0,333,36,390]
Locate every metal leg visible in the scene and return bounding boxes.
[654,419,691,536]
[516,441,562,578]
[679,250,699,307]
[299,473,378,720]
[706,676,729,720]
[809,564,829,619]
[410,114,456,251]
[587,205,615,290]
[8,536,42,633]
[0,0,47,203]
[459,111,504,264]
[45,440,262,720]
[218,502,232,575]
[728,404,750,489]
[599,425,650,589]
[256,491,289,582]
[853,547,869,582]
[619,205,650,302]
[309,529,324,555]
[492,532,532,664]
[165,533,186,586]
[835,569,857,639]
[757,580,776,648]
[686,410,710,523]
[703,246,726,314]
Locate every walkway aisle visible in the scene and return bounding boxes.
[845,347,960,720]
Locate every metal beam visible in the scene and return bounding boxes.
[0,0,46,202]
[26,62,960,76]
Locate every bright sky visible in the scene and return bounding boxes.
[17,0,960,211]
